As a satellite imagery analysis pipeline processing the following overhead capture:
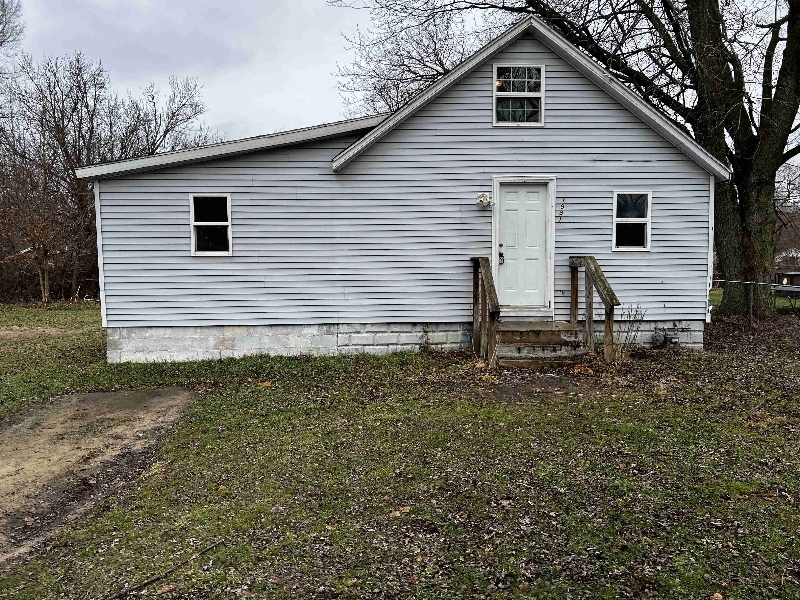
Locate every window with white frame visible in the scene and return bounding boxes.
[613,191,651,251]
[191,195,232,256]
[493,65,545,126]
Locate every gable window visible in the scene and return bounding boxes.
[613,191,651,251]
[191,195,232,256]
[493,65,545,126]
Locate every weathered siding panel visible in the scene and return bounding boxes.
[99,33,711,327]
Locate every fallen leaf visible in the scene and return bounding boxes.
[389,506,412,517]
[156,585,175,595]
[712,594,724,600]
[519,582,531,592]
[259,381,272,387]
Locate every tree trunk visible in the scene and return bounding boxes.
[70,262,79,299]
[742,172,778,313]
[38,264,50,305]
[686,0,755,314]
[714,181,747,313]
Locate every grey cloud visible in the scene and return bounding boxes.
[22,0,368,137]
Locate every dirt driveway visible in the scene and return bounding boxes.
[0,388,193,568]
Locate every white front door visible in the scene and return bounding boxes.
[498,183,548,307]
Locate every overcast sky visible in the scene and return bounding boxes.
[21,0,369,140]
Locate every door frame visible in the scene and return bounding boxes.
[491,175,556,318]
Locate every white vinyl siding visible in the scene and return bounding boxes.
[97,33,711,327]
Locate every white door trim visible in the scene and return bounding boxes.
[491,175,556,318]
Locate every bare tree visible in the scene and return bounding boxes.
[0,0,22,61]
[332,0,800,314]
[337,10,501,115]
[0,52,221,301]
[0,153,66,303]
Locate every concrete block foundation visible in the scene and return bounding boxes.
[106,323,472,364]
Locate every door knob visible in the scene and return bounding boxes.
[499,251,505,265]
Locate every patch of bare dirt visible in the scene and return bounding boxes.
[0,326,91,341]
[0,388,194,569]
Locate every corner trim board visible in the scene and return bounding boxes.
[707,174,715,323]
[94,180,108,328]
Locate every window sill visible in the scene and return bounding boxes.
[191,252,233,257]
[492,122,545,128]
[612,247,650,252]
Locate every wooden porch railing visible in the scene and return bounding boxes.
[569,256,621,361]
[471,256,500,367]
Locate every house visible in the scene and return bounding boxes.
[75,17,731,364]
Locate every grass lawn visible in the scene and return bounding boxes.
[1,305,799,598]
[710,287,798,314]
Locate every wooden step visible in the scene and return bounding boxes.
[498,358,583,370]
[495,320,587,361]
[496,321,582,332]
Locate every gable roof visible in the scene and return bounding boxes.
[331,17,731,182]
[75,113,388,180]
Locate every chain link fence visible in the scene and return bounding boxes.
[711,279,800,319]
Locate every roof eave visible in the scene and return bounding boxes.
[76,114,388,180]
[523,19,731,181]
[331,18,533,173]
[332,18,731,182]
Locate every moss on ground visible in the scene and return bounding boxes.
[1,306,799,598]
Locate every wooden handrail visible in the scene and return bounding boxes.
[471,257,500,367]
[569,256,620,309]
[472,257,500,313]
[569,256,621,361]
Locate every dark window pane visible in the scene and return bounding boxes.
[616,223,647,248]
[524,98,541,122]
[496,67,512,79]
[496,98,512,122]
[512,67,526,79]
[195,225,229,252]
[194,196,228,223]
[498,97,542,123]
[526,67,541,81]
[526,79,541,93]
[496,79,511,92]
[512,79,527,92]
[616,193,648,219]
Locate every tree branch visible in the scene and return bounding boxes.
[782,145,800,165]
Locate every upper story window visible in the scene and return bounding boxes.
[191,195,232,256]
[613,191,651,252]
[493,65,545,127]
